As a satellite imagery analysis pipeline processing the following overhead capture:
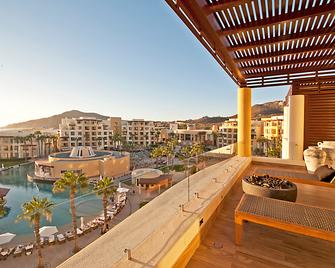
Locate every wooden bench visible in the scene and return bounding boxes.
[235,194,335,245]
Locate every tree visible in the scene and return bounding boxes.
[190,143,204,171]
[27,133,35,159]
[151,146,163,167]
[34,131,42,157]
[0,198,7,217]
[94,177,116,233]
[52,171,88,253]
[14,136,21,158]
[154,130,161,144]
[17,196,54,268]
[163,139,178,167]
[51,134,59,152]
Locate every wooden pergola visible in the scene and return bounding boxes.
[166,0,335,88]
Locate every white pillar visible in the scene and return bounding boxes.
[282,106,290,159]
[282,95,305,160]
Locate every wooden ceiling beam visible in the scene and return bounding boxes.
[177,0,246,84]
[234,46,334,62]
[227,28,335,51]
[241,55,335,71]
[245,63,335,78]
[205,0,250,13]
[216,3,335,36]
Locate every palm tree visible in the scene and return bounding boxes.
[27,133,35,159]
[154,130,161,144]
[94,177,116,233]
[34,131,42,157]
[50,134,59,152]
[190,143,204,171]
[17,196,54,268]
[151,147,163,167]
[0,198,7,217]
[52,171,88,253]
[14,136,21,158]
[20,136,29,161]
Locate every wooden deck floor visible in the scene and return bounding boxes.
[187,164,335,268]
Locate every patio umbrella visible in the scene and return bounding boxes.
[39,226,58,237]
[117,187,129,193]
[80,217,85,229]
[0,232,16,245]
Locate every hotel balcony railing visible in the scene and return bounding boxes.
[57,145,247,267]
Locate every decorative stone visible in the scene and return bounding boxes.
[242,175,297,202]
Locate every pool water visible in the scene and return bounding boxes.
[0,164,103,235]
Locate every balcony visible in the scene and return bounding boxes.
[58,156,334,268]
[56,1,335,267]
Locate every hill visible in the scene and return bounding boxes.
[2,101,284,130]
[250,100,284,119]
[184,100,284,125]
[3,110,108,129]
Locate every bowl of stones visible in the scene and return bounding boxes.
[242,174,297,202]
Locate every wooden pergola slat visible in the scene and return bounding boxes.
[227,30,335,52]
[234,46,334,62]
[241,55,335,72]
[210,2,335,36]
[166,0,335,88]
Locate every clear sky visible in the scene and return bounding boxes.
[0,0,288,127]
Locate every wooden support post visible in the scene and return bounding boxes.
[235,215,244,246]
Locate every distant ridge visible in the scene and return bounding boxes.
[183,100,284,125]
[3,110,108,129]
[3,101,284,130]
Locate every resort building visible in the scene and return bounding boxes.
[262,116,284,140]
[174,128,214,146]
[131,168,172,194]
[59,117,115,151]
[0,129,58,159]
[34,146,130,180]
[121,119,158,146]
[216,119,262,150]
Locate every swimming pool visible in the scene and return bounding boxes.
[0,164,103,235]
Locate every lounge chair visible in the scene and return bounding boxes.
[8,247,14,256]
[0,249,10,260]
[65,231,74,240]
[48,235,55,245]
[56,234,66,243]
[76,228,83,236]
[25,243,33,250]
[81,225,91,234]
[13,245,24,257]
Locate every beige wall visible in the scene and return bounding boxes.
[47,154,130,179]
[100,155,130,178]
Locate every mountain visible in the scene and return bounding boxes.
[3,101,284,130]
[250,100,284,119]
[3,110,108,129]
[184,100,284,125]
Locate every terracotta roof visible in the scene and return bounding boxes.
[0,187,10,198]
